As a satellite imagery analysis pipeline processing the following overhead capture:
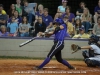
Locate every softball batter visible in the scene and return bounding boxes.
[34,18,75,70]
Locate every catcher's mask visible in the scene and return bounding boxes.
[53,18,64,26]
[88,35,99,45]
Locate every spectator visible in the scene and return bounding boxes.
[93,17,100,36]
[63,15,74,37]
[34,16,46,37]
[8,10,22,25]
[7,4,16,18]
[75,18,84,34]
[0,4,8,27]
[73,27,90,39]
[0,25,9,37]
[35,4,44,22]
[7,16,18,37]
[81,8,92,33]
[19,16,30,37]
[23,0,37,24]
[94,0,100,25]
[76,2,86,17]
[54,0,68,20]
[62,6,75,24]
[0,4,7,15]
[15,0,22,16]
[42,8,53,29]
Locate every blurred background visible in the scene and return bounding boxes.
[0,0,98,18]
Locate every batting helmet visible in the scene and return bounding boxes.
[53,18,64,25]
[88,35,99,45]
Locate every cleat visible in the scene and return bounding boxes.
[68,65,76,70]
[34,66,43,70]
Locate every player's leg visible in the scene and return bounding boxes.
[47,41,63,58]
[55,50,75,69]
[35,41,62,69]
[85,58,100,67]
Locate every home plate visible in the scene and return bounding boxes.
[44,66,56,68]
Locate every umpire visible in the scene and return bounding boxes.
[34,18,75,70]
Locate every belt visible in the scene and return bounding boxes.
[54,40,64,44]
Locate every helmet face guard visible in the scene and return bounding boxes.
[88,38,96,45]
[88,35,99,45]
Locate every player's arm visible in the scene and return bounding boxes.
[71,44,93,54]
[55,25,64,30]
[44,25,64,37]
[81,46,92,49]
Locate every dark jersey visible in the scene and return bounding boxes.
[54,23,67,41]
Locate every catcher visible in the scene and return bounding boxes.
[71,35,100,67]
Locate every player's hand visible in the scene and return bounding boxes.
[71,44,81,54]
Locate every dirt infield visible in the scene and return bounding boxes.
[0,59,100,75]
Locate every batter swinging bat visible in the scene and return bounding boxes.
[19,37,36,47]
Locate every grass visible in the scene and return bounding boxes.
[0,56,83,61]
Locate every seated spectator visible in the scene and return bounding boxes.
[15,0,22,16]
[34,4,44,25]
[62,6,75,24]
[93,17,100,36]
[7,16,18,37]
[42,8,53,29]
[76,2,86,17]
[19,16,30,37]
[34,16,46,37]
[0,4,8,27]
[35,4,44,21]
[0,25,9,37]
[73,27,90,39]
[75,17,84,34]
[81,8,92,33]
[8,10,22,25]
[23,0,37,24]
[94,0,100,25]
[0,4,7,15]
[63,15,74,37]
[54,0,68,20]
[7,4,16,18]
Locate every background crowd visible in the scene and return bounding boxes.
[0,0,100,39]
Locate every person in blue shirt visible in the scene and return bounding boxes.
[8,10,22,25]
[7,16,18,37]
[35,4,44,20]
[34,4,44,25]
[34,18,75,70]
[0,25,9,37]
[42,8,53,29]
